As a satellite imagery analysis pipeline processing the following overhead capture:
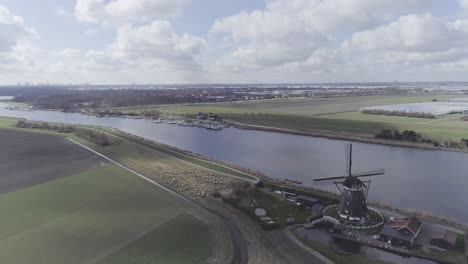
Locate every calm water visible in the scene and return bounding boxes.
[1,103,467,223]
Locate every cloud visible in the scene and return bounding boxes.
[343,14,468,69]
[0,5,38,53]
[75,0,190,25]
[55,6,71,17]
[0,4,39,74]
[211,0,428,72]
[347,14,467,53]
[81,20,206,71]
[84,28,99,35]
[460,0,468,10]
[58,48,81,57]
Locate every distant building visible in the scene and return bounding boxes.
[380,215,423,248]
[430,230,458,249]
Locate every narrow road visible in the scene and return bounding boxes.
[68,138,248,264]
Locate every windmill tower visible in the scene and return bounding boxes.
[314,144,384,221]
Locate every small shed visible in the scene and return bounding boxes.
[430,230,458,249]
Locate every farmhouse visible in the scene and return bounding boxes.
[380,215,423,248]
[430,229,458,249]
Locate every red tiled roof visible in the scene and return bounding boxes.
[431,230,457,245]
[389,215,422,235]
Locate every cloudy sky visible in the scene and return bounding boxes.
[1,0,468,84]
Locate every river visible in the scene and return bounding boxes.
[0,103,466,223]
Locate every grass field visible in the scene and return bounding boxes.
[0,129,101,194]
[0,128,233,264]
[109,94,456,116]
[108,93,468,142]
[0,164,222,263]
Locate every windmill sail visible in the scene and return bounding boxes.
[353,168,385,178]
[345,144,352,176]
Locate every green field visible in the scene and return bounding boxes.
[0,149,230,263]
[107,93,468,141]
[109,94,455,116]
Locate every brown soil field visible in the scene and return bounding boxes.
[0,129,103,194]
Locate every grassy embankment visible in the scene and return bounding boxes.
[0,147,223,263]
[105,94,468,141]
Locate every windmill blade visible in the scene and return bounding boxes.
[313,175,347,182]
[345,144,352,176]
[354,168,385,178]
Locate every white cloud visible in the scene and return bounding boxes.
[84,28,99,35]
[81,20,206,71]
[211,0,428,72]
[460,0,468,10]
[55,6,71,17]
[0,5,37,53]
[0,4,39,74]
[58,48,81,57]
[75,0,190,25]
[343,14,468,69]
[347,14,467,53]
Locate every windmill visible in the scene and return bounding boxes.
[314,144,384,221]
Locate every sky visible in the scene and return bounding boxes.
[1,0,468,84]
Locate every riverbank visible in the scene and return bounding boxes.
[228,120,468,155]
[10,102,468,154]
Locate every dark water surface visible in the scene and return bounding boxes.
[1,103,466,223]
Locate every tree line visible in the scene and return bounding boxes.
[375,128,468,149]
[16,120,112,146]
[16,120,75,133]
[362,109,435,119]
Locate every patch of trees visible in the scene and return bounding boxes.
[376,128,468,149]
[75,129,112,146]
[16,120,75,133]
[362,109,435,119]
[375,129,423,142]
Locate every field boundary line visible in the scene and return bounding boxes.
[67,138,247,264]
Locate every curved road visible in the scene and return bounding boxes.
[68,139,248,264]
